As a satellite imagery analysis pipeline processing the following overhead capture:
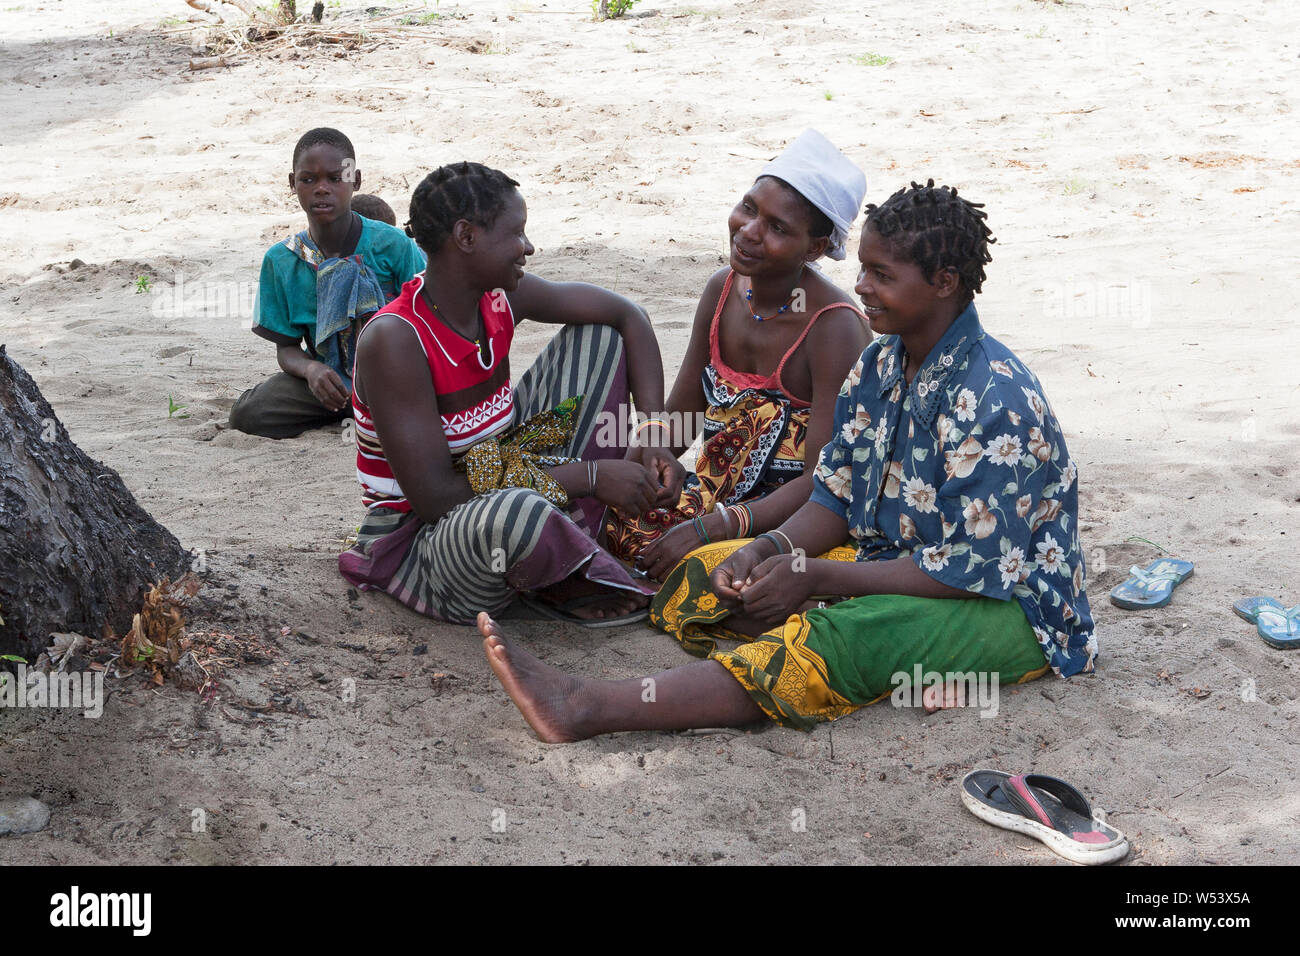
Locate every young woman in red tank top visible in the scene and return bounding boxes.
[608,136,872,583]
[341,162,678,625]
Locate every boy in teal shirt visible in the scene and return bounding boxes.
[231,128,424,438]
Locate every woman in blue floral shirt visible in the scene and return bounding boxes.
[473,181,1095,741]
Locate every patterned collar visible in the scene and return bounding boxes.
[877,302,984,428]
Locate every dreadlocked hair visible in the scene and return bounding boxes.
[405,162,522,255]
[292,128,355,168]
[864,179,995,295]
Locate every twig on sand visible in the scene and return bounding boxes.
[1168,764,1232,802]
[167,5,448,68]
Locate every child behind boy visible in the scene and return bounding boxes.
[350,193,397,227]
[230,129,424,439]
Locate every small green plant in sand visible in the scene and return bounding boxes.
[402,5,445,26]
[823,90,834,101]
[593,0,638,20]
[854,51,893,66]
[1062,177,1090,196]
[0,654,24,695]
[1125,536,1171,554]
[0,617,24,694]
[135,275,151,294]
[167,395,189,419]
[1027,26,1048,39]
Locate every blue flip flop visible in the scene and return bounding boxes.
[1233,596,1300,650]
[1109,558,1194,610]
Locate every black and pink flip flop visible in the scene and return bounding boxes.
[960,769,1129,864]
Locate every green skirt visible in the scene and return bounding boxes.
[650,540,1048,730]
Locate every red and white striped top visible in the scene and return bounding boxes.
[352,275,516,512]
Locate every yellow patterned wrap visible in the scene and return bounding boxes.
[711,613,864,729]
[649,538,857,656]
[457,396,583,509]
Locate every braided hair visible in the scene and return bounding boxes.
[406,162,522,255]
[864,179,995,295]
[292,128,355,168]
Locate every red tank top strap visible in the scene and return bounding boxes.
[707,270,737,374]
[709,270,785,394]
[711,268,865,406]
[772,300,866,403]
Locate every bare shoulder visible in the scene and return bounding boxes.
[691,265,727,308]
[686,266,733,332]
[703,265,732,294]
[806,301,870,351]
[801,267,858,310]
[358,312,420,356]
[355,313,427,399]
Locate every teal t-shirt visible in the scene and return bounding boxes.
[251,215,425,355]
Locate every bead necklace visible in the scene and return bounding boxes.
[424,289,486,353]
[744,281,798,322]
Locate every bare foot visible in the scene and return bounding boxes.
[535,573,649,621]
[479,612,592,742]
[922,680,969,714]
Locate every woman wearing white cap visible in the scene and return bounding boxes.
[604,129,871,619]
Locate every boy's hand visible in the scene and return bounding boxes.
[306,362,350,412]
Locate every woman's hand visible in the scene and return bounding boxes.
[639,515,712,582]
[737,554,819,623]
[593,459,661,516]
[710,538,775,610]
[640,447,687,506]
[305,361,350,412]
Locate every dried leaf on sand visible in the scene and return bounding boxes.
[119,574,202,686]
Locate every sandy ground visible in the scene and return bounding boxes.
[1,0,1298,865]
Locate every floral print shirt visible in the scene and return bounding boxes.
[810,303,1096,677]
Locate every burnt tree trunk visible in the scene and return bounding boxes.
[0,345,189,662]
